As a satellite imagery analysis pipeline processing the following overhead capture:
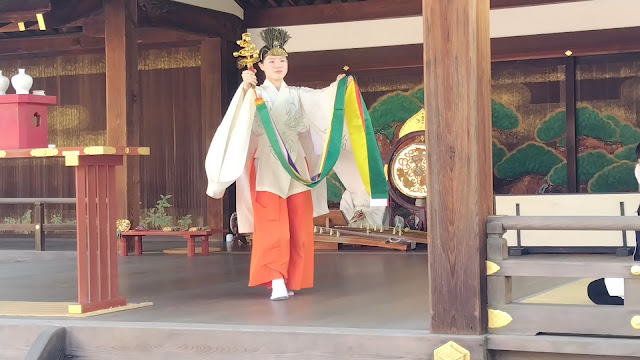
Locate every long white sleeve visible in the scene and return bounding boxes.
[205,85,257,198]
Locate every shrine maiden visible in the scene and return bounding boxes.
[204,28,380,300]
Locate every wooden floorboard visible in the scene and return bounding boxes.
[0,240,573,330]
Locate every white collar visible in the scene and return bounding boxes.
[262,79,287,91]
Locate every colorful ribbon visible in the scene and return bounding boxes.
[256,76,388,204]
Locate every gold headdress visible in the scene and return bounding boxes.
[259,27,291,60]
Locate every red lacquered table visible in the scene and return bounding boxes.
[0,146,149,314]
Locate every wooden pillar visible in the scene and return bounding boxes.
[200,38,227,232]
[105,0,140,224]
[423,0,492,334]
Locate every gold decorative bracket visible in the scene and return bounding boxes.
[486,261,500,275]
[488,309,512,328]
[83,146,117,155]
[63,151,80,167]
[30,148,59,157]
[434,341,470,360]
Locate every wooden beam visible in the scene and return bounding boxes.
[565,56,577,193]
[424,0,492,336]
[491,0,587,9]
[491,27,640,61]
[200,38,226,233]
[244,0,585,27]
[105,0,140,224]
[244,0,420,27]
[0,28,203,57]
[138,0,243,41]
[39,0,103,29]
[0,0,50,22]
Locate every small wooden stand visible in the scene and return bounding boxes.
[119,229,226,257]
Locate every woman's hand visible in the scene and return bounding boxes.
[336,74,353,85]
[242,68,258,91]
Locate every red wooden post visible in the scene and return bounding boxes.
[119,236,129,256]
[70,154,127,314]
[186,236,196,257]
[75,166,89,305]
[0,146,148,313]
[134,236,143,255]
[107,162,119,300]
[202,236,210,256]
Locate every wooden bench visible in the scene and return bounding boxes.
[118,229,226,257]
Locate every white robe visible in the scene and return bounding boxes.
[340,190,386,227]
[205,79,376,234]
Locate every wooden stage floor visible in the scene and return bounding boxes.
[0,237,572,330]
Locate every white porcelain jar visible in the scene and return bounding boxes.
[11,68,33,95]
[0,70,9,95]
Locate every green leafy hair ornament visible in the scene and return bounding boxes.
[259,27,291,60]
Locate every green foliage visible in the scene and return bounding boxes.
[409,87,424,105]
[379,123,399,142]
[547,162,567,186]
[3,210,33,234]
[140,195,173,230]
[617,124,640,146]
[604,114,623,128]
[536,111,566,142]
[558,137,567,147]
[50,214,63,225]
[536,111,567,143]
[327,170,345,203]
[495,143,563,179]
[492,99,519,131]
[177,215,192,229]
[576,107,618,141]
[4,210,32,225]
[577,151,618,183]
[615,145,638,162]
[492,141,507,168]
[369,93,423,140]
[589,162,637,193]
[549,151,619,185]
[602,114,640,146]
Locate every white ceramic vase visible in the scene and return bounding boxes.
[11,68,33,95]
[0,70,9,95]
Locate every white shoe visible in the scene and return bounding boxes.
[270,279,289,301]
[288,291,294,296]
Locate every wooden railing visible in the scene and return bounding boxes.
[0,198,76,251]
[486,215,640,337]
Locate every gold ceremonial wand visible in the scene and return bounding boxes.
[233,33,264,104]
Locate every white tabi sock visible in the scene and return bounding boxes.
[270,278,289,301]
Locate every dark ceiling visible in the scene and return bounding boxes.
[235,0,367,9]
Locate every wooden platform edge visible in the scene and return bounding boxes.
[24,326,66,360]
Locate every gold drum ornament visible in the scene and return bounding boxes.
[390,142,427,198]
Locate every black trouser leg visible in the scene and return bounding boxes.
[587,278,624,305]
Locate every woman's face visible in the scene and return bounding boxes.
[258,55,288,82]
